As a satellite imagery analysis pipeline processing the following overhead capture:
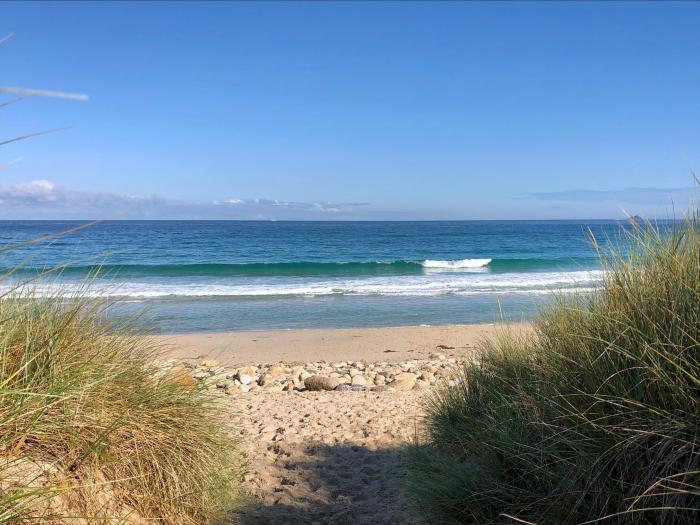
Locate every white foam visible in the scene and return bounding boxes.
[422,258,492,269]
[4,270,604,299]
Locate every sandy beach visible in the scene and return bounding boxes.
[156,323,528,523]
[152,322,527,366]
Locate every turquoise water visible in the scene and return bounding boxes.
[0,220,627,332]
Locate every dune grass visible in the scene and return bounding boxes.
[0,290,244,523]
[409,215,700,524]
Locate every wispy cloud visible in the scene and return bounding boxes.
[0,180,374,220]
[214,197,370,213]
[524,186,697,205]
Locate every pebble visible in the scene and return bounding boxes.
[304,375,340,391]
[166,353,464,395]
[351,375,367,387]
[391,372,417,391]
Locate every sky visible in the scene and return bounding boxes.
[1,1,699,220]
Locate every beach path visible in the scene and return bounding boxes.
[156,324,529,523]
[231,390,426,524]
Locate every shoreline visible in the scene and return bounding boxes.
[152,322,530,366]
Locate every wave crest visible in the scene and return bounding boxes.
[422,258,492,269]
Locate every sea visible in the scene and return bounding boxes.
[0,220,628,333]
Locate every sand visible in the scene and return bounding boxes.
[153,322,526,366]
[158,323,528,524]
[231,390,427,524]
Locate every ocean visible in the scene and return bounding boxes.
[0,220,626,333]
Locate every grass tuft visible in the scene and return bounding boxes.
[0,292,244,523]
[409,214,700,524]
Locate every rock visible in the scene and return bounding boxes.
[351,385,364,391]
[372,385,392,392]
[351,375,367,387]
[239,384,252,393]
[166,364,198,391]
[304,375,339,391]
[238,374,253,385]
[392,372,417,391]
[330,362,347,369]
[237,366,257,377]
[258,374,274,386]
[334,384,351,392]
[268,366,286,377]
[420,372,436,383]
[201,359,219,367]
[192,371,210,380]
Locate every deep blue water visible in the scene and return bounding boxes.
[0,220,627,332]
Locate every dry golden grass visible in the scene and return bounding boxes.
[0,293,244,523]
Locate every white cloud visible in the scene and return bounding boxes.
[0,179,58,203]
[0,179,374,220]
[215,197,369,213]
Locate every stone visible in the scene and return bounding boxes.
[420,372,436,383]
[351,385,364,391]
[269,366,286,377]
[392,372,417,391]
[201,359,219,367]
[304,375,339,391]
[237,365,256,375]
[334,384,351,392]
[166,364,198,391]
[238,374,253,385]
[351,375,367,387]
[258,374,274,386]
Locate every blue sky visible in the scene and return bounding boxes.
[1,1,699,220]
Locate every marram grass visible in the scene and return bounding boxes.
[409,215,699,524]
[0,291,244,523]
